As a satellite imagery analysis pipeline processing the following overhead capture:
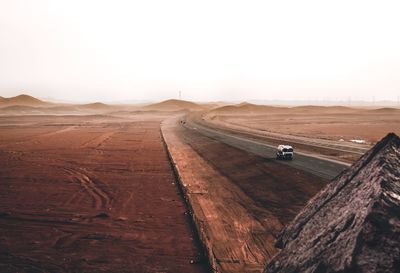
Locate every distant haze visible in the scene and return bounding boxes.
[0,0,399,103]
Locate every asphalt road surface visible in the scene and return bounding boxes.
[182,115,349,180]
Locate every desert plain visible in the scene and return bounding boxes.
[0,95,399,273]
[0,113,210,273]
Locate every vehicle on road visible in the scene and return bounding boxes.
[276,145,294,160]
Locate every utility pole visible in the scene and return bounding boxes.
[179,91,182,100]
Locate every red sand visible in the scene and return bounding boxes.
[0,114,209,273]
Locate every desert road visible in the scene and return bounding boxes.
[182,114,350,180]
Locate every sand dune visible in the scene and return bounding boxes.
[367,107,400,114]
[211,102,287,114]
[0,94,50,107]
[0,95,126,114]
[143,99,205,111]
[0,96,206,114]
[210,103,372,115]
[289,105,357,113]
[79,102,115,110]
[211,103,359,114]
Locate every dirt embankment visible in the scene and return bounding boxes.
[161,117,327,273]
[0,114,209,273]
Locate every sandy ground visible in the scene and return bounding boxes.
[1,104,386,273]
[205,107,400,144]
[162,117,327,273]
[198,114,363,163]
[202,107,400,163]
[0,114,209,273]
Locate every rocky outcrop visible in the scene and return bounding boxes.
[264,133,400,273]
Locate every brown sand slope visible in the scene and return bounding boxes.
[162,117,327,273]
[0,105,41,113]
[368,107,400,114]
[78,102,116,111]
[289,105,358,113]
[144,99,205,111]
[0,94,50,107]
[210,103,287,114]
[0,114,209,273]
[210,103,360,115]
[265,133,400,273]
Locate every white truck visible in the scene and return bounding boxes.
[276,145,294,160]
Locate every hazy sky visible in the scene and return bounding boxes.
[0,0,399,102]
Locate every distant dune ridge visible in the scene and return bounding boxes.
[0,95,210,114]
[0,95,120,114]
[208,102,400,116]
[0,95,399,115]
[79,102,115,110]
[210,102,287,114]
[264,133,400,273]
[0,94,50,106]
[209,103,374,114]
[369,107,400,114]
[143,99,205,111]
[289,105,358,113]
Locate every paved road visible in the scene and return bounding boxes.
[182,115,350,180]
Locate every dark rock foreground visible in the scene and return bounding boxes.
[264,133,400,273]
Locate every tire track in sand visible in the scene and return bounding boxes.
[63,167,112,211]
[61,132,115,210]
[80,131,115,149]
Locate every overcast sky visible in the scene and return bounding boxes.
[0,0,399,102]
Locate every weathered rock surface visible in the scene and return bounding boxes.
[264,133,400,273]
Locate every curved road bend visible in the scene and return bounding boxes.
[182,114,350,180]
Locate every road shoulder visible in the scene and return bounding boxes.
[161,116,279,273]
